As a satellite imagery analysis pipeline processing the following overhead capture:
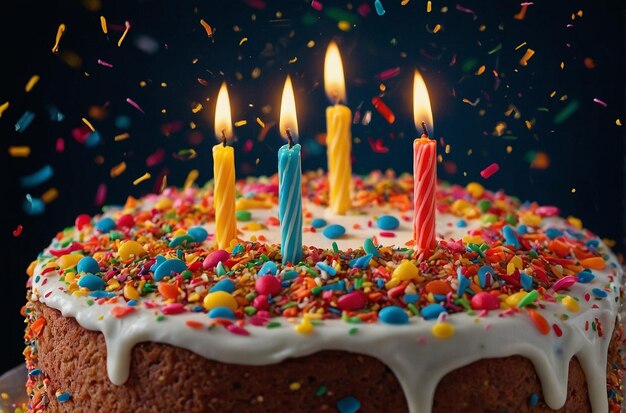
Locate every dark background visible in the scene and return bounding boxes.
[1,0,624,373]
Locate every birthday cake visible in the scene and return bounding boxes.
[23,170,623,413]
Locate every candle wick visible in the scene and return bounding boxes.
[286,129,294,148]
[221,130,227,146]
[421,121,429,138]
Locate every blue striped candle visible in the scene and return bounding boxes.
[278,142,303,265]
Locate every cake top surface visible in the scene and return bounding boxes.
[27,170,623,413]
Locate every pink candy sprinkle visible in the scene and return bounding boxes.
[56,137,65,153]
[126,97,145,114]
[97,59,114,68]
[480,163,500,179]
[376,67,401,81]
[535,206,560,217]
[379,231,395,238]
[311,0,323,11]
[227,324,250,336]
[552,275,577,292]
[162,303,185,315]
[593,98,607,108]
[145,148,165,167]
[94,183,107,206]
[470,292,500,311]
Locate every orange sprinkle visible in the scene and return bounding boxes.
[475,65,486,76]
[118,21,131,47]
[528,310,550,335]
[30,317,47,337]
[42,188,59,203]
[158,282,180,299]
[185,320,204,329]
[519,48,535,66]
[51,24,66,53]
[513,4,528,20]
[81,117,96,132]
[110,162,127,178]
[0,101,8,118]
[114,133,130,141]
[200,19,213,37]
[425,280,452,295]
[580,257,605,270]
[100,16,108,34]
[8,146,31,157]
[25,75,40,93]
[133,173,151,186]
[111,306,136,318]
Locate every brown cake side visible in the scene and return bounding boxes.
[24,301,624,413]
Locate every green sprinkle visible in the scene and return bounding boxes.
[156,315,165,322]
[477,200,491,212]
[181,270,193,280]
[408,303,420,316]
[244,306,257,316]
[348,327,359,335]
[280,302,298,311]
[236,210,252,221]
[332,242,339,253]
[517,289,539,308]
[311,286,322,296]
[553,100,580,124]
[529,250,539,258]
[267,321,281,329]
[355,276,363,289]
[260,254,269,262]
[245,293,257,302]
[86,299,94,306]
[315,386,328,396]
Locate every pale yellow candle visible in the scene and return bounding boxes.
[213,82,237,249]
[324,41,352,215]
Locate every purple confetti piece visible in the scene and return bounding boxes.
[126,98,145,114]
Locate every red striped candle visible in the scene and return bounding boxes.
[413,135,437,256]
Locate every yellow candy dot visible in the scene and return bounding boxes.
[392,261,420,281]
[203,291,238,311]
[246,222,264,231]
[289,382,301,391]
[561,296,580,312]
[171,228,187,237]
[118,240,145,261]
[466,182,485,199]
[295,317,314,334]
[566,216,583,229]
[64,272,76,283]
[155,198,173,211]
[432,322,455,339]
[505,291,527,307]
[520,213,541,227]
[188,292,201,302]
[26,260,37,277]
[58,253,84,270]
[124,284,140,301]
[451,199,472,216]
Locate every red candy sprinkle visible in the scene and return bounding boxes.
[480,163,500,179]
[13,225,23,237]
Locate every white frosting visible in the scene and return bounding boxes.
[31,199,623,413]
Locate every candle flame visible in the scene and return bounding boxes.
[324,41,347,104]
[413,69,434,136]
[279,75,299,141]
[214,82,233,141]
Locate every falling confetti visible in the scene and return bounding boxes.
[592,98,607,108]
[0,101,8,118]
[110,162,127,178]
[12,225,23,237]
[184,169,199,189]
[480,163,500,179]
[8,146,31,157]
[519,48,535,66]
[25,75,40,93]
[15,111,35,133]
[51,23,66,53]
[97,59,114,68]
[20,165,54,188]
[117,21,131,47]
[94,183,107,206]
[374,0,385,16]
[126,97,145,113]
[100,16,108,34]
[200,19,214,38]
[81,117,96,132]
[133,173,151,185]
[371,97,395,124]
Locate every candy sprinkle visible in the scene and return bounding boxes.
[25,75,40,93]
[100,16,108,34]
[0,101,8,118]
[13,224,23,237]
[519,48,535,66]
[133,172,151,186]
[480,163,500,179]
[126,98,145,114]
[118,21,131,47]
[200,19,214,37]
[592,98,608,108]
[20,165,53,188]
[81,117,96,132]
[51,23,66,53]
[374,0,385,16]
[336,396,361,413]
[15,111,35,133]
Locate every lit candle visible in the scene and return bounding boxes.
[213,82,237,249]
[412,69,437,257]
[278,76,303,265]
[324,41,352,215]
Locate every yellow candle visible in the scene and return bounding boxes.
[213,82,237,249]
[324,41,352,215]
